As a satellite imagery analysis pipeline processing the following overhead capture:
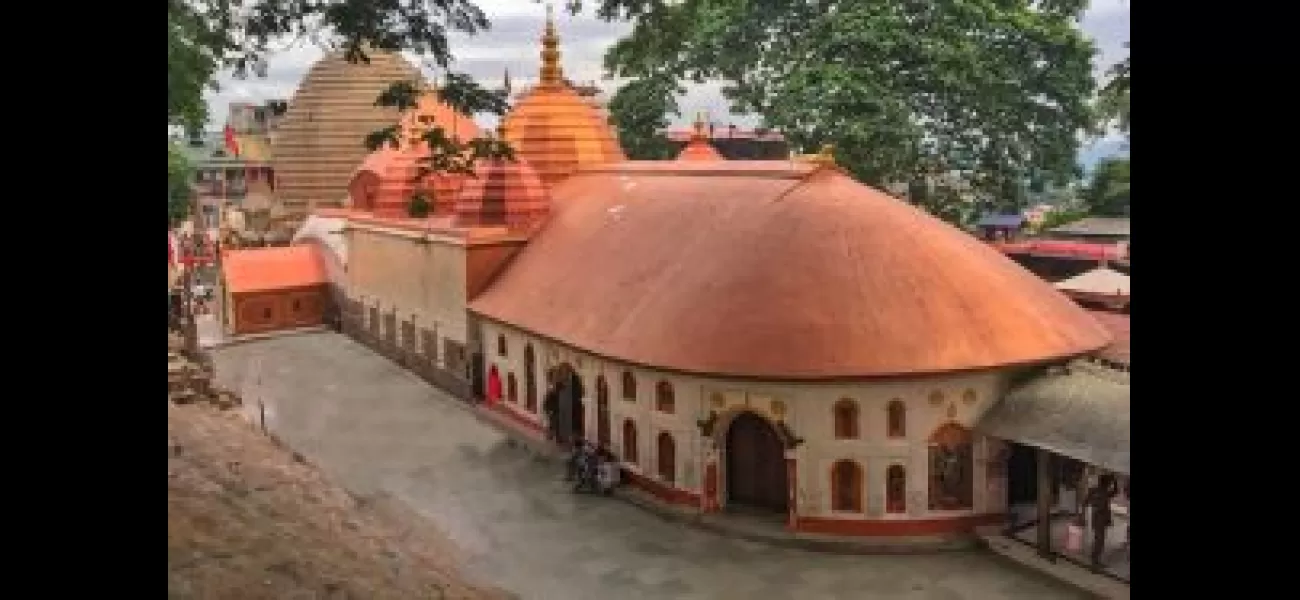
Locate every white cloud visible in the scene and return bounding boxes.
[204,2,1129,132]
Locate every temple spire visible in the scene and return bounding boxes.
[539,4,564,87]
[503,67,513,97]
[691,112,709,141]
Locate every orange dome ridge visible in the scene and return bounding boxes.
[500,9,625,187]
[677,112,725,161]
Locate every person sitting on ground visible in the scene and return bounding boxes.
[595,445,620,495]
[565,437,587,482]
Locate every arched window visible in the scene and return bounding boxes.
[887,400,906,438]
[655,381,675,413]
[595,375,611,447]
[506,373,518,403]
[657,432,676,484]
[621,371,637,402]
[524,344,537,412]
[833,399,859,439]
[622,420,639,465]
[887,465,907,514]
[831,459,863,512]
[928,423,974,511]
[496,334,507,356]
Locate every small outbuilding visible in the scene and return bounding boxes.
[221,245,329,335]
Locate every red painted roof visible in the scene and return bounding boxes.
[1088,311,1130,366]
[471,163,1110,379]
[222,245,327,294]
[995,240,1122,261]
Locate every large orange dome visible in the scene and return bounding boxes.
[470,161,1111,380]
[500,12,624,187]
[272,49,426,216]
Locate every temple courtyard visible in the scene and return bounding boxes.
[211,332,1088,600]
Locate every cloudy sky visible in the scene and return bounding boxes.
[205,0,1130,134]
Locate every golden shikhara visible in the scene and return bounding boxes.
[273,50,426,215]
[500,7,625,187]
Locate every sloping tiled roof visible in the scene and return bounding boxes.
[1057,266,1130,296]
[1049,216,1130,238]
[470,162,1110,379]
[222,245,327,295]
[977,361,1129,474]
[1087,310,1130,366]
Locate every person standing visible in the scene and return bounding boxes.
[1086,473,1118,570]
[543,378,560,442]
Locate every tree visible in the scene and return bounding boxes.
[1082,157,1129,217]
[169,142,194,228]
[581,0,1096,225]
[1095,43,1130,136]
[608,75,682,159]
[165,0,516,218]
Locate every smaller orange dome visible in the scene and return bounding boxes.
[454,157,550,233]
[677,112,724,161]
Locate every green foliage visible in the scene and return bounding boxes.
[608,75,682,160]
[580,0,1096,224]
[1035,205,1089,233]
[168,142,194,228]
[408,192,432,218]
[1095,43,1130,136]
[1082,157,1129,217]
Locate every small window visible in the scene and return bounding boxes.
[655,381,675,413]
[887,400,906,438]
[262,307,272,320]
[657,432,676,483]
[497,334,508,356]
[622,420,639,465]
[831,459,863,512]
[833,399,859,439]
[621,371,636,401]
[506,373,518,403]
[887,465,907,514]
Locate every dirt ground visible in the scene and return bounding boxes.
[167,401,511,600]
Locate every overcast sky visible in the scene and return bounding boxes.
[204,0,1130,133]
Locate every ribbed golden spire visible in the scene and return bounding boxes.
[539,4,563,87]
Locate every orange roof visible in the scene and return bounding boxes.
[222,245,327,294]
[454,158,550,232]
[500,13,624,186]
[470,162,1110,380]
[676,114,725,161]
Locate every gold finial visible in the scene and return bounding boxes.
[539,4,564,86]
[812,143,837,167]
[691,112,708,140]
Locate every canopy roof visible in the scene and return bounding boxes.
[977,361,1130,474]
[1056,266,1130,296]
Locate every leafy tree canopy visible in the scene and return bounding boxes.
[168,142,194,228]
[608,75,682,159]
[1082,156,1128,217]
[583,0,1097,224]
[1095,42,1129,136]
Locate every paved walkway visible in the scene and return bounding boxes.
[212,332,1088,600]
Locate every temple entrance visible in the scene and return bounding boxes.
[1007,442,1039,506]
[595,375,610,447]
[725,412,788,512]
[554,363,586,445]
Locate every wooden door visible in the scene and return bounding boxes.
[726,412,788,512]
[596,376,610,447]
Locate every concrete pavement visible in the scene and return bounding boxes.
[211,332,1089,600]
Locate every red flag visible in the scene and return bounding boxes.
[223,125,241,157]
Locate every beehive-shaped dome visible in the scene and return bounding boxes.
[454,152,550,232]
[272,49,426,215]
[347,92,484,217]
[676,113,724,162]
[500,11,624,187]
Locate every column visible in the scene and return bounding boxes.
[1036,448,1053,558]
[786,448,799,531]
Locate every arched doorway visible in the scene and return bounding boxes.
[554,363,586,444]
[486,365,502,405]
[726,412,788,512]
[595,375,610,447]
[524,344,537,412]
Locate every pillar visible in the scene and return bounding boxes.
[1036,448,1053,558]
[786,449,799,531]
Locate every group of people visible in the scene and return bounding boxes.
[565,438,620,495]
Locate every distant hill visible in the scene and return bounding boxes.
[1078,137,1129,174]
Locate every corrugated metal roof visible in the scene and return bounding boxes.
[1049,217,1130,237]
[977,362,1130,474]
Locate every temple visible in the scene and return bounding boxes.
[215,10,1130,566]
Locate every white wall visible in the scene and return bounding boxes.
[480,321,1015,520]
